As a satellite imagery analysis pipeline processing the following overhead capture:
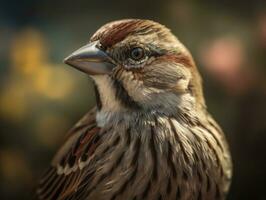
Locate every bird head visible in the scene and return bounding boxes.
[65,19,205,114]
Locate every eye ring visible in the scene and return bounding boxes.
[130,47,145,61]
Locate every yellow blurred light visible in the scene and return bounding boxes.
[33,64,75,99]
[0,149,32,184]
[0,81,28,121]
[34,113,70,147]
[1,27,79,122]
[9,28,76,100]
[10,28,48,76]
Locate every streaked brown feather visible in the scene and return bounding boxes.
[37,108,101,200]
[37,19,232,200]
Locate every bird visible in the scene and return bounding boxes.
[36,19,232,200]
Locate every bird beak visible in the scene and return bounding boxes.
[64,41,115,75]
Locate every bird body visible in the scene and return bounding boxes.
[37,19,232,200]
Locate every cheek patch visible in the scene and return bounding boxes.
[141,58,192,93]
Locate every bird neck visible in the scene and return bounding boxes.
[91,75,205,127]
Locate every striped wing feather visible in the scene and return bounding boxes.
[37,107,100,200]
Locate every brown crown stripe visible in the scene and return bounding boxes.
[91,19,166,48]
[100,20,142,47]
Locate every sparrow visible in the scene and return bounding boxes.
[36,19,232,200]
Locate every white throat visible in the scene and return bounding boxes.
[91,75,197,128]
[91,75,125,127]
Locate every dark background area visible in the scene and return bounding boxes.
[0,0,266,199]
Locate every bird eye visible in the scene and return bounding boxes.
[130,47,145,61]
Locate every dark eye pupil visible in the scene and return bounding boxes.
[130,47,145,60]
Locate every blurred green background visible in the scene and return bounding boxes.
[0,0,266,199]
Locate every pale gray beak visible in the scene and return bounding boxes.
[64,41,115,75]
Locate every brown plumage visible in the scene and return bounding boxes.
[36,19,232,200]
